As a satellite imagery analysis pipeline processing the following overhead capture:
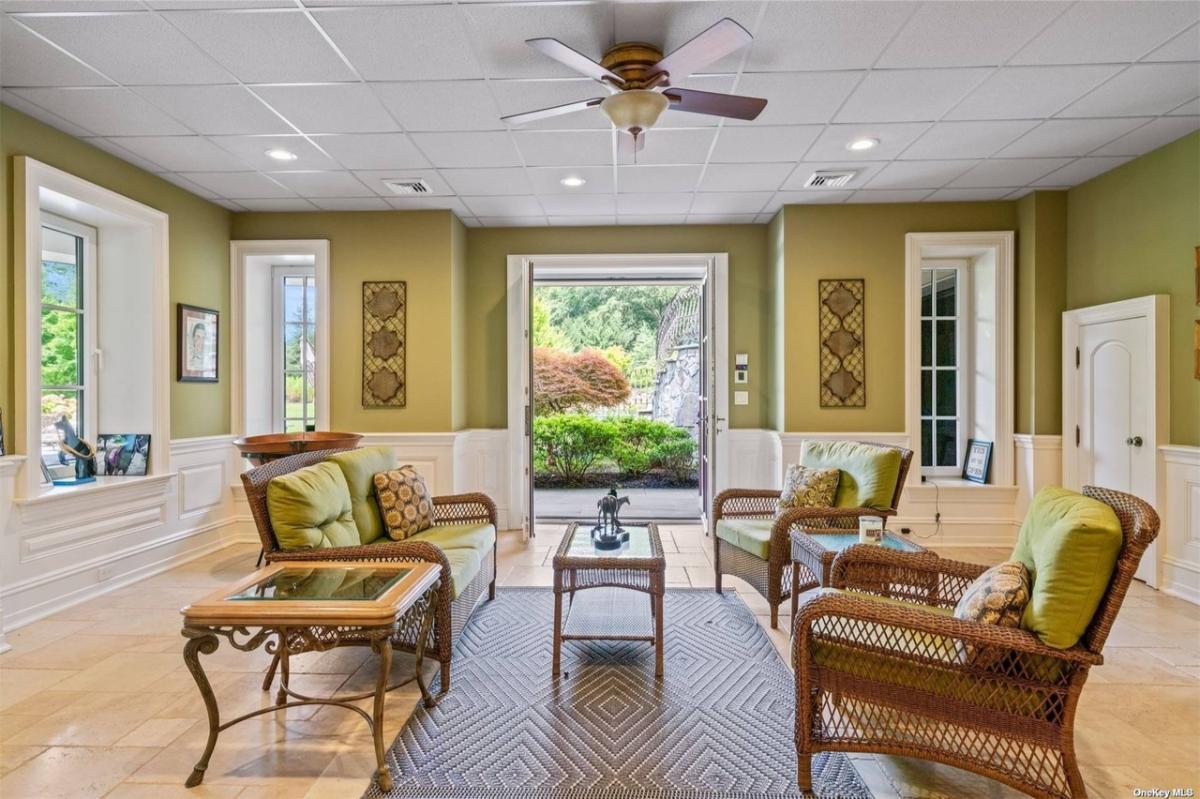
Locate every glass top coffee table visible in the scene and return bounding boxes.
[552,522,666,679]
[789,528,931,620]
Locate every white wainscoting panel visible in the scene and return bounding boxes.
[1014,434,1062,518]
[1160,445,1200,605]
[454,429,511,529]
[724,429,782,490]
[359,433,458,497]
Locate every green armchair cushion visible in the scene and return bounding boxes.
[442,546,483,600]
[799,440,902,509]
[410,522,497,555]
[266,462,358,551]
[327,447,396,545]
[715,518,774,560]
[1010,487,1123,649]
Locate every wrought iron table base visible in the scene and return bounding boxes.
[180,585,440,792]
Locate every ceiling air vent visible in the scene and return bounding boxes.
[803,170,857,188]
[383,178,432,195]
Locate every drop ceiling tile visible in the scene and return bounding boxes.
[19,11,234,85]
[253,85,398,134]
[1,1,144,9]
[210,134,340,170]
[441,168,532,196]
[1092,116,1200,156]
[132,85,291,135]
[538,194,616,216]
[709,125,823,163]
[178,170,295,198]
[461,1,614,80]
[780,161,885,190]
[805,123,932,161]
[236,198,320,211]
[617,165,702,193]
[526,166,615,195]
[901,120,1039,159]
[698,163,792,192]
[836,68,990,123]
[1170,97,1200,115]
[266,170,374,197]
[385,196,471,215]
[878,2,1069,68]
[212,198,246,211]
[729,72,863,125]
[687,214,760,225]
[614,2,763,75]
[157,172,220,199]
[998,117,1150,158]
[617,215,687,226]
[10,87,191,135]
[310,197,392,211]
[460,216,481,227]
[866,160,978,189]
[766,190,853,209]
[1143,23,1200,62]
[1057,64,1200,118]
[1011,1,1200,65]
[925,187,1015,201]
[353,169,452,196]
[310,133,429,170]
[412,131,522,168]
[755,212,778,223]
[547,216,617,226]
[512,130,611,167]
[163,9,356,83]
[689,192,772,214]
[946,65,1121,121]
[948,158,1072,187]
[1,89,95,137]
[1033,156,1134,186]
[463,195,543,217]
[492,79,609,131]
[311,5,481,80]
[0,16,112,87]
[106,135,251,171]
[745,1,916,71]
[845,189,935,203]
[148,1,294,8]
[476,216,546,227]
[617,193,694,215]
[631,129,717,166]
[84,137,170,173]
[374,81,502,132]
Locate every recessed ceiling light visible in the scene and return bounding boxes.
[560,175,586,188]
[265,147,299,162]
[847,137,879,152]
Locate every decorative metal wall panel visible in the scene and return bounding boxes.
[818,279,865,407]
[362,281,407,408]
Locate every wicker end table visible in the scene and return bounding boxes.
[180,561,441,793]
[552,522,666,679]
[789,529,930,619]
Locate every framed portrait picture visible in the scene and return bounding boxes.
[962,439,993,484]
[178,304,219,382]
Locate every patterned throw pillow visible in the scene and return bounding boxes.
[373,466,434,540]
[953,560,1032,665]
[776,464,841,518]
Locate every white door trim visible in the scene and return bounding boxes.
[506,253,730,536]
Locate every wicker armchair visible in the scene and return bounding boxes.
[793,485,1159,799]
[713,442,912,628]
[240,449,498,692]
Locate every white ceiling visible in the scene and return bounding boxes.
[1,0,1197,227]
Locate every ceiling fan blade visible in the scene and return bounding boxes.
[648,18,752,85]
[663,88,767,120]
[526,38,623,84]
[502,97,604,126]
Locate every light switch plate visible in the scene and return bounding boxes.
[734,390,749,405]
[735,353,749,366]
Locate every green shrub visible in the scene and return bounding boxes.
[651,437,697,481]
[611,417,692,478]
[532,414,618,485]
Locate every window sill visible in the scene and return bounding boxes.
[919,477,991,488]
[15,473,175,524]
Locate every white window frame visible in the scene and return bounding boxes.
[920,259,972,477]
[271,265,317,433]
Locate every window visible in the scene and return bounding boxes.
[39,217,97,481]
[920,261,969,476]
[273,267,317,433]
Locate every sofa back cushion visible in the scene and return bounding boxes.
[799,440,903,509]
[1011,487,1123,649]
[327,447,396,545]
[266,462,357,550]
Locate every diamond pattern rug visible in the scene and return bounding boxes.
[368,587,872,799]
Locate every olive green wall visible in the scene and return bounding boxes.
[1016,190,1068,436]
[1,105,232,442]
[781,201,1020,432]
[230,210,463,432]
[1066,131,1200,446]
[462,225,771,430]
[449,214,468,431]
[766,210,786,431]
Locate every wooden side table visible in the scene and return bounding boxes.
[179,561,440,792]
[789,528,931,620]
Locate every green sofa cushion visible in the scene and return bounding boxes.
[1010,487,1123,649]
[410,522,496,554]
[266,462,358,551]
[715,518,774,560]
[443,546,483,600]
[799,440,903,509]
[327,447,396,545]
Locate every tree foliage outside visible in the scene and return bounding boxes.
[534,414,696,486]
[533,347,630,414]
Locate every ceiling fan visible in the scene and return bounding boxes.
[501,18,767,156]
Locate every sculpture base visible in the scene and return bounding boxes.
[590,527,629,550]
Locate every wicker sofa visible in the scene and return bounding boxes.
[240,447,497,692]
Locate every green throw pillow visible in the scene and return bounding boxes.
[1010,487,1123,649]
[266,462,358,551]
[327,446,397,544]
[799,440,902,509]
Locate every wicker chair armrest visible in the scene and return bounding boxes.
[265,539,450,570]
[794,588,1102,668]
[830,545,984,606]
[713,488,778,520]
[774,505,893,537]
[432,492,498,527]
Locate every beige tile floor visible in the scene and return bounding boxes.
[1,526,1197,798]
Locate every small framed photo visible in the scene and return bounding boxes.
[97,434,151,476]
[963,439,993,484]
[178,304,219,382]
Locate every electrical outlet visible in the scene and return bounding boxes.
[734,391,749,406]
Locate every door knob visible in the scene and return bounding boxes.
[1125,436,1143,447]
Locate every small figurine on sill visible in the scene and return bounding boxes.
[54,415,97,485]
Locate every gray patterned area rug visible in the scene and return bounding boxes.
[368,587,872,799]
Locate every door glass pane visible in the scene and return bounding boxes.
[284,418,305,433]
[42,259,79,307]
[303,325,315,370]
[41,309,80,386]
[935,270,957,316]
[921,419,932,467]
[921,370,932,416]
[935,320,956,366]
[935,369,956,416]
[304,372,315,420]
[936,419,957,467]
[284,324,304,370]
[285,373,302,419]
[921,320,932,366]
[921,270,933,317]
[284,277,304,323]
[304,279,317,322]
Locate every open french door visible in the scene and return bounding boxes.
[521,261,535,541]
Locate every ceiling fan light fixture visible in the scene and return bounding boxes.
[560,175,587,188]
[600,90,670,135]
[847,137,879,152]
